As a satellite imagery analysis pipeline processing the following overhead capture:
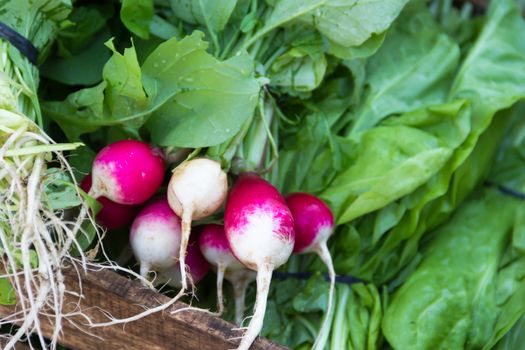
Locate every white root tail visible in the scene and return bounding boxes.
[0,35,182,350]
[0,119,96,350]
[233,276,251,326]
[312,241,336,350]
[236,267,272,350]
[225,269,254,326]
[216,264,226,316]
[179,209,193,291]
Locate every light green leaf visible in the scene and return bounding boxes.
[270,54,327,93]
[42,168,82,210]
[44,32,260,147]
[103,39,148,119]
[144,32,260,147]
[170,0,237,33]
[309,0,408,47]
[243,0,327,48]
[327,32,386,60]
[120,0,154,39]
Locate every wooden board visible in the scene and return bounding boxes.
[0,267,288,350]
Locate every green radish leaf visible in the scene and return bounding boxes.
[68,146,97,181]
[306,0,409,48]
[120,0,154,39]
[170,0,238,33]
[44,32,260,148]
[143,32,260,147]
[269,29,327,93]
[244,0,327,47]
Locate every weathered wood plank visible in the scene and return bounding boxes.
[0,267,288,350]
[0,339,31,350]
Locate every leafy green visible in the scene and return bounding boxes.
[42,168,82,210]
[382,104,525,350]
[170,0,237,51]
[324,100,470,224]
[383,188,520,350]
[345,5,460,136]
[41,30,112,85]
[43,32,260,147]
[121,0,154,39]
[305,0,409,53]
[318,0,525,285]
[143,33,260,147]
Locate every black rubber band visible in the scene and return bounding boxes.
[273,271,362,285]
[0,22,38,65]
[484,181,525,201]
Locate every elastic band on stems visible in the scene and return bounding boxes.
[0,22,38,65]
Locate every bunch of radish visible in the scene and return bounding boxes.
[86,139,337,349]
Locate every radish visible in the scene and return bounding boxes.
[80,174,139,230]
[167,158,228,290]
[158,233,210,288]
[130,197,182,278]
[198,224,255,323]
[285,193,335,350]
[224,172,295,350]
[91,140,165,205]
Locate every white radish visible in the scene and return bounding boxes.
[167,158,227,290]
[130,197,181,278]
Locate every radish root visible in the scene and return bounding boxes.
[216,264,226,316]
[179,209,193,291]
[312,241,336,350]
[237,267,272,350]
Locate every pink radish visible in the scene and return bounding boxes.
[130,197,181,278]
[167,158,228,290]
[198,224,255,323]
[224,173,295,350]
[158,234,210,288]
[91,140,165,205]
[80,174,139,230]
[286,193,335,350]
